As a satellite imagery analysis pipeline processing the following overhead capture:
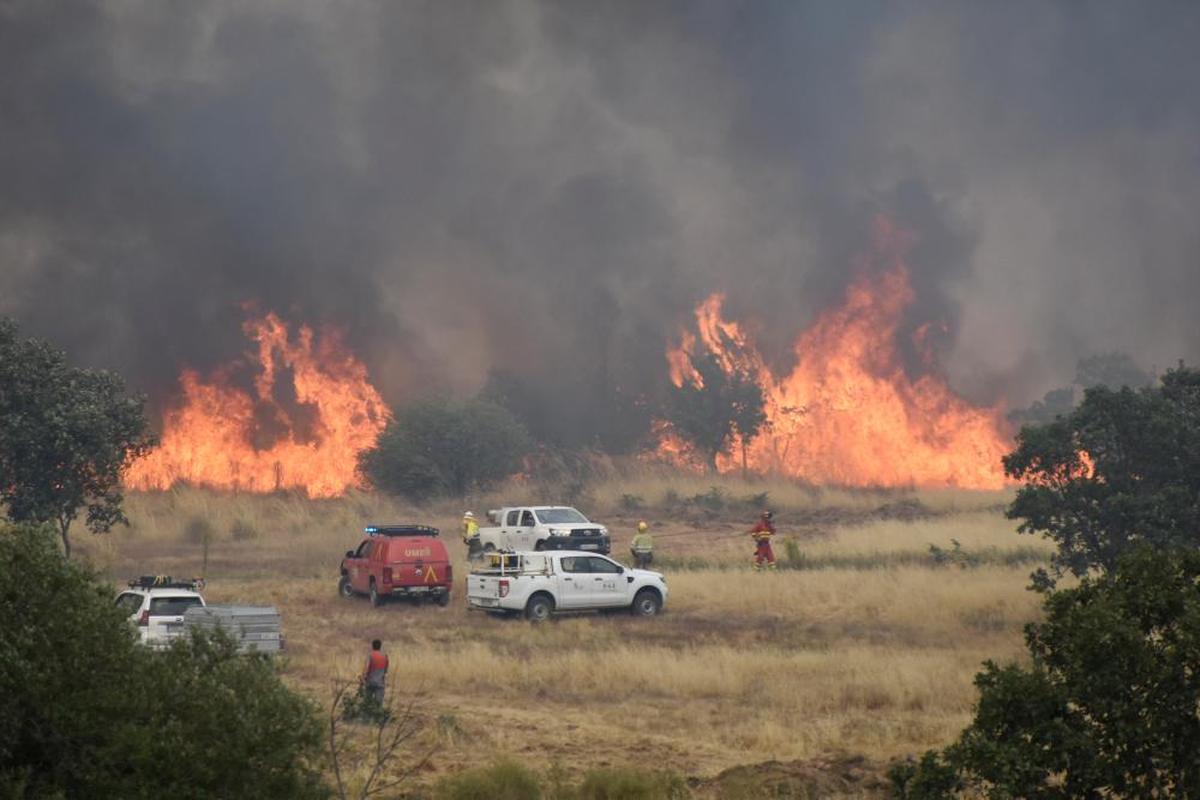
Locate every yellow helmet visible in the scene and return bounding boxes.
[637,521,648,533]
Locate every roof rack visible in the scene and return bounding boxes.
[128,575,205,591]
[363,524,440,537]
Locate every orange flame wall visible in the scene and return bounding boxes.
[662,217,1011,489]
[126,311,389,497]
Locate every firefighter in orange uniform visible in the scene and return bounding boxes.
[749,510,776,571]
[362,638,389,705]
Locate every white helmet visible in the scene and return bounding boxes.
[463,511,474,519]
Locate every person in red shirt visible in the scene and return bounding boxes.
[749,510,777,571]
[362,639,389,705]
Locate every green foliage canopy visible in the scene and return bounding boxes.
[895,547,1200,798]
[0,318,156,557]
[0,522,328,798]
[359,397,532,500]
[664,352,767,471]
[1004,365,1200,583]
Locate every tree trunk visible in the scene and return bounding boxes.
[58,519,72,559]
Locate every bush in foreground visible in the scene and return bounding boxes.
[0,522,327,798]
[894,547,1200,798]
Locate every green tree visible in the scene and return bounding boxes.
[1004,365,1200,584]
[359,397,531,500]
[0,522,328,798]
[0,318,156,557]
[665,352,767,472]
[898,547,1200,798]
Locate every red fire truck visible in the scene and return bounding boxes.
[338,524,452,607]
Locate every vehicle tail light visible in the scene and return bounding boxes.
[446,564,452,582]
[499,579,509,598]
[383,567,393,584]
[138,610,150,627]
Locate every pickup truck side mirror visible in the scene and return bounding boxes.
[345,550,354,558]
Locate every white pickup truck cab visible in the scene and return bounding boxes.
[479,506,610,554]
[467,550,667,621]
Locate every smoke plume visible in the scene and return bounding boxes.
[2,0,1198,441]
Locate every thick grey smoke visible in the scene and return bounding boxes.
[2,0,1198,437]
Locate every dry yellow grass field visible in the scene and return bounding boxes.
[76,482,1050,795]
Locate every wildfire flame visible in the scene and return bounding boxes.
[126,311,389,497]
[660,217,1011,489]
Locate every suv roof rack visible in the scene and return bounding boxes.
[128,575,205,591]
[364,524,440,537]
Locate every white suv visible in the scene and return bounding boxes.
[115,577,206,648]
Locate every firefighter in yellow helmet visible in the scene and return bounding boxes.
[462,511,482,562]
[630,520,653,569]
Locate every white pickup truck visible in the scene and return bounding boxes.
[466,551,667,621]
[479,506,611,554]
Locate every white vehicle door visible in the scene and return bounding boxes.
[513,508,537,551]
[554,556,592,609]
[580,556,627,607]
[500,509,521,550]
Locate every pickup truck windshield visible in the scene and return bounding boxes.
[535,508,589,525]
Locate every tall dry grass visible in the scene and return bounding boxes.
[76,483,1045,787]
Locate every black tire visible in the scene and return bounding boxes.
[533,540,546,551]
[631,589,662,617]
[338,575,354,599]
[369,580,383,608]
[436,591,451,607]
[525,593,554,622]
[483,543,495,554]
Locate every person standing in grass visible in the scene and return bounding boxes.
[462,511,481,561]
[631,520,654,568]
[749,510,777,571]
[362,639,389,706]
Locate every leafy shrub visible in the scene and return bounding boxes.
[0,522,327,798]
[576,767,690,799]
[435,758,542,800]
[782,538,806,568]
[692,486,725,512]
[904,546,1200,797]
[927,539,978,568]
[360,398,531,501]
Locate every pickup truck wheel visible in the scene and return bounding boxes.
[525,594,554,622]
[436,591,451,607]
[533,540,546,551]
[369,580,384,608]
[631,589,662,617]
[338,576,354,599]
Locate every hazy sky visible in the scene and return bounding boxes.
[2,0,1197,413]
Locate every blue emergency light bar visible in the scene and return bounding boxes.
[363,524,440,537]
